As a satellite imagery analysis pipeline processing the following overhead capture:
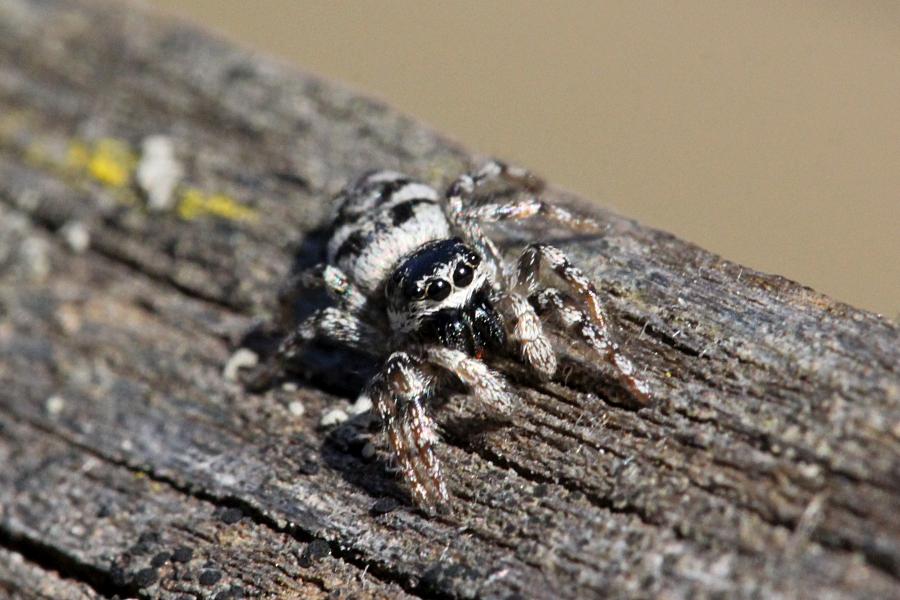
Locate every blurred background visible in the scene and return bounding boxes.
[151,1,899,317]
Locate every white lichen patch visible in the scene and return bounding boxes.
[137,134,184,211]
[349,391,372,415]
[45,394,65,416]
[215,472,238,487]
[319,408,348,428]
[59,220,90,253]
[223,348,258,381]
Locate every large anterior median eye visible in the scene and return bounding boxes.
[426,279,451,301]
[453,263,474,287]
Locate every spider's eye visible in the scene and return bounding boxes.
[404,283,425,300]
[398,275,424,300]
[425,279,451,301]
[453,263,474,287]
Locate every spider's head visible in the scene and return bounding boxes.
[386,238,505,354]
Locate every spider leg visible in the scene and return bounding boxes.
[286,307,384,356]
[446,159,600,231]
[457,197,604,234]
[517,243,605,324]
[423,346,517,414]
[243,307,383,390]
[518,244,651,402]
[444,161,543,286]
[277,263,369,325]
[534,287,651,402]
[369,352,448,509]
[446,160,545,206]
[494,291,557,381]
[444,161,603,289]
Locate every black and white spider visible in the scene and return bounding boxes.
[246,162,650,510]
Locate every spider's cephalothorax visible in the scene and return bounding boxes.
[251,162,651,510]
[385,238,506,356]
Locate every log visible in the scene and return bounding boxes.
[0,0,897,598]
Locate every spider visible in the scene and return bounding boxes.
[245,162,650,511]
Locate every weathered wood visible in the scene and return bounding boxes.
[0,0,897,598]
[0,548,101,600]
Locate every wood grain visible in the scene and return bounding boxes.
[0,1,897,598]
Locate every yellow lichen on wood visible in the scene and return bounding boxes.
[86,138,137,188]
[61,139,140,205]
[3,118,256,221]
[176,187,258,222]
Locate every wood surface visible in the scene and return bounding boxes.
[0,1,898,598]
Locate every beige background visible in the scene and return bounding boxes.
[150,1,899,317]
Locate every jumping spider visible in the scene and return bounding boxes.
[246,162,650,510]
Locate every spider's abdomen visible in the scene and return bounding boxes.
[326,171,450,294]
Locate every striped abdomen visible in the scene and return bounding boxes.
[326,171,451,294]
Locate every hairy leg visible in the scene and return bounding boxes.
[516,243,609,329]
[444,161,543,286]
[277,263,369,322]
[423,346,517,414]
[494,291,557,380]
[445,160,544,208]
[457,197,604,234]
[534,288,651,402]
[368,352,448,509]
[287,307,384,356]
[445,159,600,232]
[518,243,650,401]
[445,161,603,288]
[243,307,383,390]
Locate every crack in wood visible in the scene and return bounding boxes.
[0,526,141,599]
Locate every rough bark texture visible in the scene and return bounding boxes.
[0,1,898,598]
